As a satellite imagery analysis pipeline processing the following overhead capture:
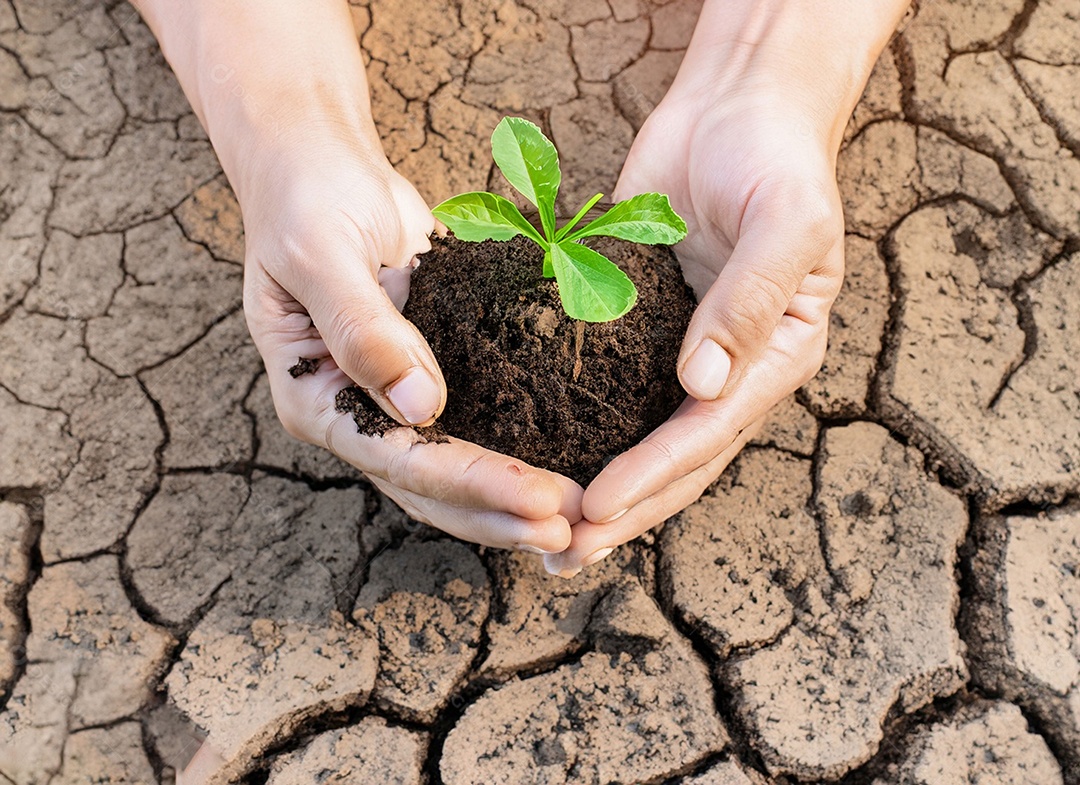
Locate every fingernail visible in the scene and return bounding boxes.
[681,338,731,400]
[543,556,579,578]
[517,544,556,555]
[387,366,441,425]
[599,508,628,524]
[582,547,615,567]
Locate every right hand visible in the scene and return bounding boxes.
[241,142,579,553]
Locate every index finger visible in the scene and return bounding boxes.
[326,414,582,522]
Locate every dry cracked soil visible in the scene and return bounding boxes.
[0,0,1078,783]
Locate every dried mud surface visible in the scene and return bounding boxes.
[0,0,1077,783]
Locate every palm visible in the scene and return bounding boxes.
[544,101,846,577]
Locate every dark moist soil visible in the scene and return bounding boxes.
[288,356,320,377]
[335,233,696,486]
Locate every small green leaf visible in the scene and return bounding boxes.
[432,192,545,245]
[491,117,560,241]
[563,192,688,245]
[549,241,638,322]
[554,192,604,242]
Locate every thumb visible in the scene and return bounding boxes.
[286,238,446,427]
[678,214,841,401]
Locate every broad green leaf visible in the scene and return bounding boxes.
[549,241,638,322]
[491,117,560,241]
[432,192,545,245]
[564,192,688,245]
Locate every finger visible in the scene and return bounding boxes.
[326,415,568,521]
[177,740,225,785]
[678,194,842,401]
[378,265,413,312]
[545,418,762,577]
[368,476,573,553]
[262,199,443,427]
[582,324,821,524]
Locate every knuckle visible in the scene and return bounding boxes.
[709,283,777,351]
[640,435,696,477]
[323,307,404,389]
[383,451,411,490]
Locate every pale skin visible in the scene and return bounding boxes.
[130,0,910,778]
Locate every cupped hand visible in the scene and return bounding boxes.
[544,88,845,577]
[241,145,579,553]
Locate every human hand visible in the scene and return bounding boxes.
[543,0,909,577]
[132,0,580,554]
[242,144,579,553]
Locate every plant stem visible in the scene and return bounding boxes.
[554,193,604,242]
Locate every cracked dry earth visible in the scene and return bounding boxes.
[0,0,1078,783]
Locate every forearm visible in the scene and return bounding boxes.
[129,0,383,202]
[675,0,911,151]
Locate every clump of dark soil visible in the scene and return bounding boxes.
[336,233,695,486]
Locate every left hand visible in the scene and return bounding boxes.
[544,77,847,577]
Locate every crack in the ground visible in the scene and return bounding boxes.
[0,491,43,714]
[652,509,779,785]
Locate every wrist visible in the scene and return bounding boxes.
[134,0,387,204]
[669,0,910,154]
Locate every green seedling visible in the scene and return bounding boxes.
[432,117,688,322]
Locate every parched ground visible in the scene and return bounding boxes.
[0,0,1078,783]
